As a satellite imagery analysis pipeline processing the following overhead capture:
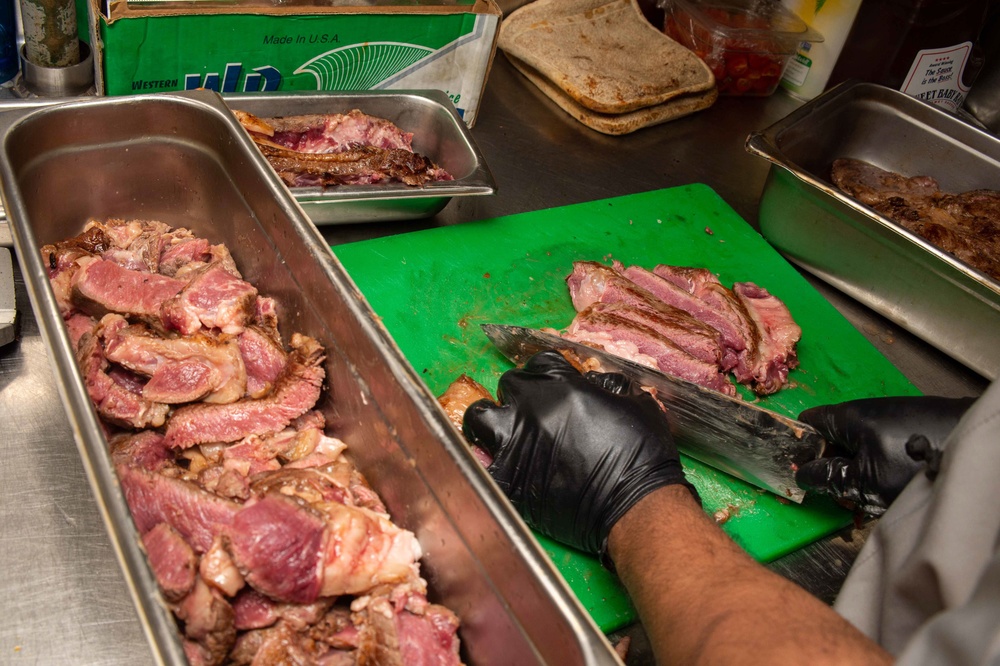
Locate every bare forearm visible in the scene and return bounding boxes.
[608,486,892,666]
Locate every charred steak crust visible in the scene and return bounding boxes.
[831,158,1000,282]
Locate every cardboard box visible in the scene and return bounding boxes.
[89,0,500,126]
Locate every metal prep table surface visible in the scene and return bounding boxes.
[0,52,989,665]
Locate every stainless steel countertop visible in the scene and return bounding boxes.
[0,53,989,665]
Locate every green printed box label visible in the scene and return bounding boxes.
[101,12,497,124]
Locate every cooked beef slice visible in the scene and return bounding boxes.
[832,157,1000,281]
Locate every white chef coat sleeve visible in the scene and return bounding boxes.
[832,379,1000,662]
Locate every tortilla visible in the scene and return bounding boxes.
[507,53,718,135]
[499,0,715,115]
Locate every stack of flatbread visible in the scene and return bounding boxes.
[499,0,717,135]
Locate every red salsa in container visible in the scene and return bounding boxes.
[661,0,823,96]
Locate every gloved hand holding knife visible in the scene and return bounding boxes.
[463,350,698,561]
[795,396,975,515]
[463,350,894,665]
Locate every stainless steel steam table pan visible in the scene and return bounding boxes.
[0,90,616,665]
[222,90,496,224]
[747,81,1000,380]
[0,89,496,245]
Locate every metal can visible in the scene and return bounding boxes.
[0,0,16,83]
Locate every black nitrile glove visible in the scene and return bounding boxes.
[463,351,697,561]
[795,396,975,515]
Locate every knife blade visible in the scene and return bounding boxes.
[481,324,825,503]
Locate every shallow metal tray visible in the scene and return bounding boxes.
[746,81,1000,380]
[0,90,616,665]
[223,90,496,225]
[0,89,495,245]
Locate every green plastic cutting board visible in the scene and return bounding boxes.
[334,184,919,633]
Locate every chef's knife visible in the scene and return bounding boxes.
[481,324,825,503]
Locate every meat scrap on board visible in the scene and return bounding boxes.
[42,218,464,666]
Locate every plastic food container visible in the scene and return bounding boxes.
[661,0,823,96]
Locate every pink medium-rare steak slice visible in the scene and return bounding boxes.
[564,260,802,396]
[164,333,324,449]
[237,295,288,399]
[65,312,97,349]
[102,313,248,404]
[158,237,213,276]
[264,109,418,153]
[78,327,170,429]
[117,464,241,553]
[565,306,736,396]
[228,488,422,601]
[732,282,801,395]
[581,301,723,367]
[110,430,174,473]
[228,590,342,637]
[651,264,762,382]
[619,263,754,370]
[650,265,800,393]
[158,236,241,281]
[71,257,186,320]
[161,263,258,337]
[230,589,281,632]
[649,264,721,293]
[143,522,199,602]
[234,109,454,188]
[566,262,728,364]
[226,493,327,604]
[238,324,288,400]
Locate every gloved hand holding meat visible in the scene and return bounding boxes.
[794,395,976,515]
[462,350,698,560]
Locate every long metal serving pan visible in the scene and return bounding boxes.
[0,90,618,665]
[746,80,1000,380]
[0,89,496,245]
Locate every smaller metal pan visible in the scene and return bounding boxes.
[222,90,496,225]
[747,80,1000,380]
[0,89,496,245]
